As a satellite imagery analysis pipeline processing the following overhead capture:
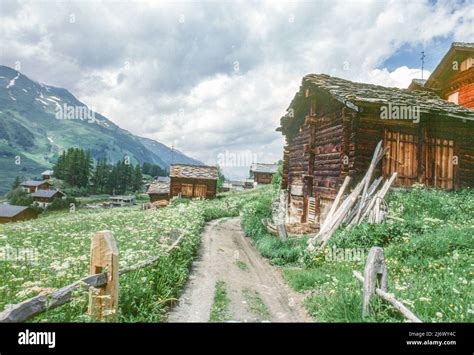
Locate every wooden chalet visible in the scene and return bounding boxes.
[221,180,248,192]
[423,42,474,109]
[109,196,135,207]
[0,204,39,224]
[170,164,218,199]
[250,163,278,184]
[20,180,50,193]
[31,189,65,208]
[278,73,474,227]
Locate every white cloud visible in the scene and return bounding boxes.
[366,66,431,88]
[1,0,472,179]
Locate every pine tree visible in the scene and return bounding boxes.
[11,176,22,190]
[132,164,143,192]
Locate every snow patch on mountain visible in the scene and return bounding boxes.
[6,73,20,89]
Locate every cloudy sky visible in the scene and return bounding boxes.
[1,0,473,179]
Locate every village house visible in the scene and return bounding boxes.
[109,196,135,207]
[31,189,66,209]
[0,204,39,224]
[146,180,170,207]
[170,164,218,199]
[278,68,474,228]
[221,180,247,192]
[409,42,473,108]
[41,170,54,180]
[249,163,279,184]
[20,180,50,193]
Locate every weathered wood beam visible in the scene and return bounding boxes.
[353,271,422,323]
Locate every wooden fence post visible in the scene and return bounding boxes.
[276,189,288,241]
[362,246,388,317]
[88,231,119,321]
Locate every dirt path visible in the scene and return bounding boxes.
[167,217,311,322]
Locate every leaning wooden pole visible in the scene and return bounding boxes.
[353,140,383,224]
[353,246,422,323]
[88,231,119,321]
[353,271,422,323]
[320,175,351,232]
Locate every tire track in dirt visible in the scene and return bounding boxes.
[167,217,311,322]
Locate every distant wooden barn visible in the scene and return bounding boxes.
[146,180,170,205]
[0,204,39,224]
[250,163,278,184]
[170,164,218,199]
[278,73,474,226]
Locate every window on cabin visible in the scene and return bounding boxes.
[460,57,474,71]
[447,91,459,104]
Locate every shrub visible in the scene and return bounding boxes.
[6,187,33,206]
[47,197,78,211]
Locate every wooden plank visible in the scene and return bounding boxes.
[0,233,184,323]
[320,175,351,231]
[88,231,119,321]
[361,247,388,317]
[353,271,422,323]
[0,273,107,323]
[354,140,383,224]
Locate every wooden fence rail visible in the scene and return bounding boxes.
[0,230,184,323]
[353,246,422,323]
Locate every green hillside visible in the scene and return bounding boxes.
[0,65,201,195]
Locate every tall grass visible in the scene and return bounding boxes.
[240,189,307,266]
[243,185,474,323]
[0,190,260,322]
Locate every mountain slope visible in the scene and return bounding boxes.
[0,65,201,194]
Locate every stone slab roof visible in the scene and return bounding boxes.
[170,164,218,180]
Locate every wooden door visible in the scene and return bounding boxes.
[425,138,455,190]
[181,183,194,197]
[383,130,419,186]
[194,184,207,198]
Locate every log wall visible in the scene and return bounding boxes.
[282,84,474,229]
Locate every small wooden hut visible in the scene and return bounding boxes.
[170,164,218,199]
[41,170,54,180]
[250,163,278,184]
[278,74,474,227]
[147,180,170,205]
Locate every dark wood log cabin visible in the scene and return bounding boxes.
[170,164,218,199]
[250,163,278,184]
[278,74,474,228]
[0,204,39,224]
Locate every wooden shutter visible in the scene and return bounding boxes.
[307,197,316,222]
[194,184,207,198]
[425,138,455,190]
[181,183,194,197]
[383,130,419,186]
